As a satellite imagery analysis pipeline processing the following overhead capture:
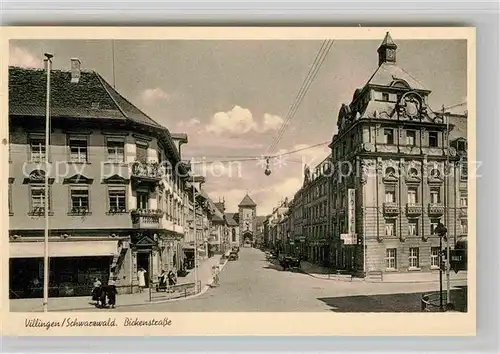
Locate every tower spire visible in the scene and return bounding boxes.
[377,32,398,66]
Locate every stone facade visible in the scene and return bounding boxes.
[281,32,468,277]
[8,63,198,297]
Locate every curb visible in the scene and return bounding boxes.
[148,258,229,304]
[302,270,467,284]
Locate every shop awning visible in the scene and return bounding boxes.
[10,240,119,258]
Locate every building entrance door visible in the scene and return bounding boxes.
[137,252,151,288]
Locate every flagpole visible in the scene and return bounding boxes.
[43,53,53,313]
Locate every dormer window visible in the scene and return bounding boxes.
[457,139,467,152]
[429,132,438,147]
[384,129,394,144]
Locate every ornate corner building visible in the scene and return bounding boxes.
[326,33,468,275]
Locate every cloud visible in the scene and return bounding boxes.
[261,113,284,132]
[206,105,257,136]
[205,105,284,136]
[139,88,171,106]
[9,46,44,68]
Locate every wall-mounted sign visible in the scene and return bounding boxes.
[348,189,356,234]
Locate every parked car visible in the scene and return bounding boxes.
[228,251,239,261]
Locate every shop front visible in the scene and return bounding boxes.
[9,239,121,298]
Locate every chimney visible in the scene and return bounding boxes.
[70,58,81,83]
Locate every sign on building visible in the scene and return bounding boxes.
[348,188,356,235]
[341,233,356,245]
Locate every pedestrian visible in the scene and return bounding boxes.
[158,269,167,291]
[91,278,102,306]
[99,284,107,308]
[167,270,177,292]
[212,266,220,286]
[106,280,118,309]
[137,267,146,293]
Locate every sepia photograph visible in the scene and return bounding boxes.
[3,28,473,328]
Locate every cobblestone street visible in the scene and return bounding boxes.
[56,248,466,312]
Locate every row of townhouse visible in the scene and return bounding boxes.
[8,60,230,298]
[264,33,469,276]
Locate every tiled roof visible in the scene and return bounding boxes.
[214,202,225,213]
[366,62,429,92]
[9,66,162,128]
[238,194,257,207]
[224,213,239,226]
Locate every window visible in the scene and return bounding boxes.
[460,160,468,180]
[431,247,440,268]
[136,192,149,209]
[382,93,390,101]
[407,188,418,204]
[69,137,88,163]
[30,137,46,162]
[430,218,441,235]
[385,219,395,236]
[231,229,236,242]
[384,129,394,144]
[430,188,441,204]
[457,140,467,152]
[108,188,126,212]
[136,142,148,163]
[30,185,51,213]
[409,247,420,268]
[406,130,416,146]
[385,248,397,269]
[107,140,125,163]
[408,219,418,236]
[429,132,438,147]
[385,189,396,203]
[460,219,468,235]
[460,192,468,207]
[70,186,89,213]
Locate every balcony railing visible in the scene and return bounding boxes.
[131,209,164,229]
[131,161,163,182]
[383,202,399,215]
[428,203,445,216]
[405,204,422,216]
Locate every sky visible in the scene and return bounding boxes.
[10,38,467,215]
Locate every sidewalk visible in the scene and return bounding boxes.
[177,254,226,292]
[10,255,228,312]
[300,261,468,283]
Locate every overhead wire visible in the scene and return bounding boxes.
[266,39,334,155]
